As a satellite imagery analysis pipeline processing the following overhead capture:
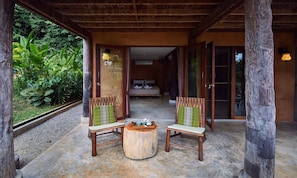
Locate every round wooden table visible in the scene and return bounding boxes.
[123,122,158,160]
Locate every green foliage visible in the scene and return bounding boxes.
[13,31,83,106]
[20,87,54,106]
[13,30,49,93]
[44,47,83,105]
[13,5,82,51]
[13,5,83,107]
[13,95,56,125]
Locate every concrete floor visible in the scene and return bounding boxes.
[20,97,297,178]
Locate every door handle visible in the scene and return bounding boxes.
[205,84,215,89]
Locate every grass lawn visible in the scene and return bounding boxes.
[13,96,56,125]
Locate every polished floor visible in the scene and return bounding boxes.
[21,96,297,178]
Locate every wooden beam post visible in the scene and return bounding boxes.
[82,38,92,118]
[0,0,16,177]
[189,0,244,41]
[240,0,276,177]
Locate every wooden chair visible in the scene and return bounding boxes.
[165,97,206,161]
[88,96,125,156]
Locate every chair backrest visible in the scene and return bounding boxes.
[176,97,205,128]
[89,96,116,126]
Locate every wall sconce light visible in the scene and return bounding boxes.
[102,49,119,66]
[102,49,112,65]
[278,47,292,62]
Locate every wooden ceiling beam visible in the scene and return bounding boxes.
[230,8,297,16]
[85,28,189,33]
[72,16,205,23]
[190,0,244,39]
[79,23,195,28]
[60,9,211,16]
[132,0,140,31]
[46,0,221,6]
[16,0,91,39]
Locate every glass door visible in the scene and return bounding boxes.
[231,48,246,119]
[185,42,206,98]
[214,47,231,119]
[206,42,215,130]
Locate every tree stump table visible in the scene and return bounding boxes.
[123,122,158,160]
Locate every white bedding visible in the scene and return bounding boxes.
[129,85,161,97]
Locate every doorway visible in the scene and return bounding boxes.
[212,46,246,119]
[186,45,246,124]
[128,47,178,119]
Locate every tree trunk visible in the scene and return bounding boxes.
[83,38,92,118]
[123,125,158,160]
[241,0,276,177]
[0,0,16,177]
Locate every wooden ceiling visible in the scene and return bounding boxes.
[16,0,297,39]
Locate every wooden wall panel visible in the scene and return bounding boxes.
[100,48,124,119]
[196,32,296,122]
[130,60,166,93]
[91,31,296,122]
[274,33,296,122]
[92,32,188,46]
[196,32,245,46]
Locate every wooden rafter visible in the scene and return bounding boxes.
[189,0,244,39]
[46,0,221,6]
[15,0,297,36]
[16,0,91,38]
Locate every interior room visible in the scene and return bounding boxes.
[130,47,177,95]
[128,47,178,118]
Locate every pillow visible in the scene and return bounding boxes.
[93,105,115,125]
[177,106,199,127]
[144,80,155,86]
[133,80,144,87]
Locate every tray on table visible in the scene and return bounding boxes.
[126,121,156,130]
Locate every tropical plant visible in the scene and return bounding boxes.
[13,31,83,106]
[13,5,83,107]
[20,87,54,107]
[13,30,50,93]
[44,47,83,104]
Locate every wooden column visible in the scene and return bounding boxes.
[82,38,92,118]
[177,47,185,96]
[294,33,297,122]
[240,0,276,177]
[0,0,16,177]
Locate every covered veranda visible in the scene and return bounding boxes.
[19,98,297,177]
[1,1,297,177]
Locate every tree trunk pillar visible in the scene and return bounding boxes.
[240,0,276,178]
[0,0,17,177]
[82,38,92,119]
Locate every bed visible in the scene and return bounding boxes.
[129,80,161,97]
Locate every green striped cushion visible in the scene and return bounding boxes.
[177,106,199,127]
[93,105,115,126]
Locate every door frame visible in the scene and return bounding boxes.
[185,42,215,130]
